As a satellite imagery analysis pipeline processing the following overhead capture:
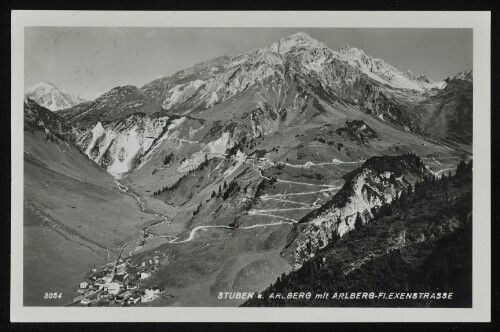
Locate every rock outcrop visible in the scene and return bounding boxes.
[285,154,431,268]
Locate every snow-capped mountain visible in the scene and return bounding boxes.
[336,44,443,91]
[25,82,87,112]
[141,32,444,115]
[65,32,471,179]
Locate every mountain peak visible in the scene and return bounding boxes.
[286,32,317,42]
[334,45,441,91]
[108,85,140,93]
[94,85,149,104]
[268,32,327,54]
[404,70,432,84]
[445,70,472,83]
[337,44,366,58]
[25,81,86,112]
[26,81,59,92]
[339,43,355,51]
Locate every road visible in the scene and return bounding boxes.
[261,187,339,199]
[277,159,363,168]
[109,239,138,281]
[160,220,298,244]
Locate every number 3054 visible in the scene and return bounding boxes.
[44,292,62,299]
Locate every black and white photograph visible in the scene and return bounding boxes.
[10,11,491,322]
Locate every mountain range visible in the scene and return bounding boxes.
[23,32,472,307]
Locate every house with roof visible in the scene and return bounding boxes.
[141,288,160,303]
[80,298,92,306]
[128,296,141,305]
[107,281,124,295]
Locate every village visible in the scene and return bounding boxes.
[70,253,168,307]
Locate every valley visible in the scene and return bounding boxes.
[22,32,472,307]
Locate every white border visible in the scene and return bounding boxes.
[11,10,491,322]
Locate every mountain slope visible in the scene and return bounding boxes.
[416,71,473,145]
[74,113,189,178]
[71,32,469,182]
[142,33,442,116]
[59,85,161,127]
[23,99,172,305]
[24,99,163,247]
[139,32,443,132]
[243,163,472,307]
[284,154,432,268]
[28,32,473,307]
[24,97,67,134]
[25,82,87,112]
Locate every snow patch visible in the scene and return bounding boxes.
[206,92,219,108]
[163,79,205,109]
[176,132,234,174]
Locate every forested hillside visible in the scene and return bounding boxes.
[244,160,472,307]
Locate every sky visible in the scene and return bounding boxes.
[25,27,472,100]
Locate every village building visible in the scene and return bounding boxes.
[128,296,141,305]
[119,290,132,299]
[115,295,126,305]
[107,281,124,295]
[98,291,110,300]
[126,283,138,290]
[140,288,161,303]
[80,298,92,306]
[94,279,106,290]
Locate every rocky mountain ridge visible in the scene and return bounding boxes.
[58,85,161,127]
[416,70,473,144]
[24,97,68,135]
[59,33,472,179]
[285,154,431,268]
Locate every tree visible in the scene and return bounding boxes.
[163,153,173,165]
[354,212,363,230]
[399,190,408,210]
[456,160,467,177]
[193,202,202,215]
